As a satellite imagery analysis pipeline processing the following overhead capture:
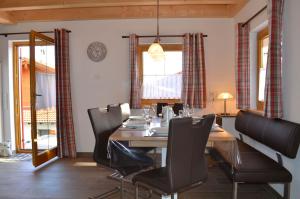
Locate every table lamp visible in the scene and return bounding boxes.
[217,92,233,116]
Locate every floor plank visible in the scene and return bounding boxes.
[0,156,280,199]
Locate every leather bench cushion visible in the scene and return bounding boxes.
[235,110,300,158]
[233,140,292,183]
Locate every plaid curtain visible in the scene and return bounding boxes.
[236,23,250,110]
[182,33,207,108]
[55,29,77,158]
[129,34,142,108]
[264,0,284,118]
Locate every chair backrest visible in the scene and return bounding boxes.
[157,102,168,116]
[235,110,300,158]
[120,102,131,121]
[87,108,113,166]
[107,104,123,132]
[172,103,183,115]
[166,115,215,192]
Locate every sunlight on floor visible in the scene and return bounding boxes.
[0,159,18,163]
[73,162,97,167]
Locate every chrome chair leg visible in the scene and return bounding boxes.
[120,178,124,199]
[135,184,139,199]
[233,182,238,199]
[284,183,291,199]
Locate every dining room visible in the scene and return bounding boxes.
[0,0,300,199]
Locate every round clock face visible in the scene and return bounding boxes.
[87,42,107,62]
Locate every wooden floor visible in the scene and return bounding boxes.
[0,156,280,199]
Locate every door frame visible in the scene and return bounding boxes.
[13,41,32,153]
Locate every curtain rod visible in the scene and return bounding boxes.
[0,30,72,37]
[122,34,208,38]
[242,5,267,27]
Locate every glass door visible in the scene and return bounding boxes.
[30,30,57,167]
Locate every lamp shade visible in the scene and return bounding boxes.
[148,42,164,61]
[217,92,233,100]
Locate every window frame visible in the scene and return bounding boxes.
[137,44,183,106]
[257,27,269,111]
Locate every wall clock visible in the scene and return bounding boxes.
[87,41,107,62]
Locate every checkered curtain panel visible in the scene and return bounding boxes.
[264,0,284,118]
[55,29,77,158]
[182,33,207,108]
[236,23,250,110]
[129,34,142,108]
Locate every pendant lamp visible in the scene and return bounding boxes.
[148,0,164,61]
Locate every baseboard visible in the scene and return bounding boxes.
[77,152,93,158]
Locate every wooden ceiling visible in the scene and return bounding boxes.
[0,0,248,24]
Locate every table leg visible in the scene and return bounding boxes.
[161,148,178,199]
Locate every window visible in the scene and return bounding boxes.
[257,28,269,110]
[138,44,183,106]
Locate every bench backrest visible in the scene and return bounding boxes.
[235,110,300,158]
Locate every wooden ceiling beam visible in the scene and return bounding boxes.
[0,0,237,11]
[9,5,232,22]
[227,0,248,17]
[0,11,15,24]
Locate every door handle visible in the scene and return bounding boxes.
[36,94,42,97]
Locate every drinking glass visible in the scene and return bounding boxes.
[143,105,151,119]
[151,104,157,118]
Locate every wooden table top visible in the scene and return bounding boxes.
[109,117,235,148]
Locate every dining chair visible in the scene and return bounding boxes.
[107,104,157,159]
[157,102,168,116]
[87,108,153,199]
[172,103,183,116]
[132,115,215,198]
[119,102,131,121]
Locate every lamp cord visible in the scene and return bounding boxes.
[156,0,160,42]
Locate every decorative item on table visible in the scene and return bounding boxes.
[161,106,174,126]
[217,92,233,116]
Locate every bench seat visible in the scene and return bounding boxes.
[212,110,300,199]
[233,140,291,183]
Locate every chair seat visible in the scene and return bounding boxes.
[133,167,173,195]
[232,141,292,183]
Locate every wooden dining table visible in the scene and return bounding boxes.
[109,117,235,147]
[109,117,236,199]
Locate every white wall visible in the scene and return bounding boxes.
[235,0,300,198]
[0,18,236,152]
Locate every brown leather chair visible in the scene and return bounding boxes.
[172,103,183,116]
[157,102,168,116]
[132,115,215,198]
[87,108,153,199]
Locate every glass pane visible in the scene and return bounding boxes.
[34,39,57,153]
[142,51,182,99]
[259,36,269,102]
[18,46,32,149]
[262,37,269,69]
[258,68,266,102]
